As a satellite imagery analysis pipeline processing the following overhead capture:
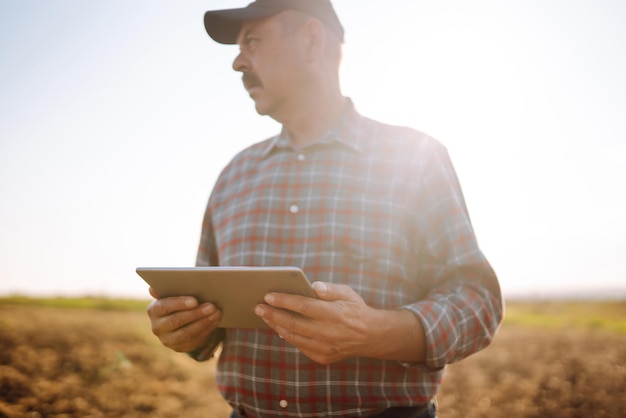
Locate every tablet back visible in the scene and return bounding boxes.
[136,266,316,329]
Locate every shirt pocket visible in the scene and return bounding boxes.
[305,240,423,309]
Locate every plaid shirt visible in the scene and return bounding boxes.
[196,103,503,417]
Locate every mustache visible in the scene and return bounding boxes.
[242,73,262,90]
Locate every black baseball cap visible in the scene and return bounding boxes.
[204,0,344,45]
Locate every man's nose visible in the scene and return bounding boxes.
[232,52,249,72]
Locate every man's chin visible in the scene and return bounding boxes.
[249,94,278,118]
[253,105,269,116]
[252,100,272,117]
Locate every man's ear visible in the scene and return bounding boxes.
[301,18,327,62]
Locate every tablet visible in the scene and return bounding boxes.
[136,266,317,329]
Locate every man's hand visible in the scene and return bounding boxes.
[254,282,426,365]
[147,288,222,353]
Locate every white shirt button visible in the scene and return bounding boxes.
[297,153,306,161]
[289,205,299,214]
[279,399,288,408]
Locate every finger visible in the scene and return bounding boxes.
[148,287,159,299]
[271,321,340,364]
[263,292,325,320]
[147,296,198,318]
[263,283,361,318]
[161,314,222,352]
[153,303,220,335]
[256,304,317,338]
[312,282,362,302]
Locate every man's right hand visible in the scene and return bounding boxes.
[146,287,222,353]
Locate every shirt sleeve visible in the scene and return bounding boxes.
[402,140,503,369]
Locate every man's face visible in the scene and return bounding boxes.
[232,13,308,118]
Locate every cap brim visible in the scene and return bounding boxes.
[204,7,281,45]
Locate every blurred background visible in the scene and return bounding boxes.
[1,0,625,299]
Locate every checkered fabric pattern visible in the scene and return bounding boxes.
[196,103,503,417]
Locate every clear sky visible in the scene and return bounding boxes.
[1,0,625,299]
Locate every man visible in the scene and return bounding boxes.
[147,0,503,417]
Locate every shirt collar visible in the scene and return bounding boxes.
[261,99,365,158]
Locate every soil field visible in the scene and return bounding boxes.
[0,301,625,417]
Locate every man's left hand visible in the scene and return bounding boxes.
[254,281,397,364]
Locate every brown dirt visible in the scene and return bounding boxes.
[439,325,625,417]
[0,305,231,418]
[0,305,624,417]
